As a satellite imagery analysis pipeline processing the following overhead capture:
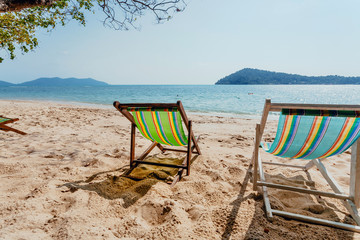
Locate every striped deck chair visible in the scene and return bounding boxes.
[253,99,360,232]
[0,116,26,135]
[113,101,201,185]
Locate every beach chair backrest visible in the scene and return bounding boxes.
[128,107,188,146]
[262,108,360,159]
[0,117,11,124]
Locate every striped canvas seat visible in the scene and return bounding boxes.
[128,107,188,146]
[262,109,360,159]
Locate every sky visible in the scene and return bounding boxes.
[1,0,360,85]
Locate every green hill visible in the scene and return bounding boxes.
[18,77,109,86]
[0,80,15,86]
[215,68,360,85]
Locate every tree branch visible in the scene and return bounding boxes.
[0,0,186,62]
[0,0,58,12]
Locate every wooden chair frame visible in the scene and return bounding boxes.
[114,100,201,186]
[0,116,26,135]
[253,99,360,232]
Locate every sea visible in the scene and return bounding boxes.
[1,85,359,117]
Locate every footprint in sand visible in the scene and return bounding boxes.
[187,205,205,221]
[139,201,174,225]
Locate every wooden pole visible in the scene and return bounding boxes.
[177,101,201,155]
[258,154,273,218]
[137,141,158,161]
[259,99,271,137]
[257,181,352,201]
[130,123,135,167]
[171,157,189,187]
[270,102,360,112]
[253,124,261,190]
[351,139,360,208]
[0,125,27,135]
[186,121,192,176]
[272,210,360,233]
[251,98,270,190]
[156,143,166,153]
[133,160,187,169]
[114,102,178,108]
[162,147,198,153]
[113,101,136,124]
[262,161,306,169]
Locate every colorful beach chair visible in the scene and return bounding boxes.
[0,116,26,135]
[253,99,360,232]
[113,101,201,185]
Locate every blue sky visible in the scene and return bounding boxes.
[1,0,360,84]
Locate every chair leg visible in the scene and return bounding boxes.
[253,124,261,191]
[186,121,192,176]
[137,142,158,161]
[0,124,26,135]
[258,153,273,219]
[192,134,201,155]
[351,139,360,208]
[130,123,136,167]
[192,136,201,154]
[304,160,315,170]
[156,143,166,153]
[313,158,360,225]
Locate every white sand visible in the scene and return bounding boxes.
[0,100,359,239]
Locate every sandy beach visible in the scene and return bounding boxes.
[0,99,359,239]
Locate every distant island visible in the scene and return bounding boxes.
[0,80,15,87]
[215,68,360,85]
[0,77,109,87]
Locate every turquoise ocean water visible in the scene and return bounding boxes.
[1,85,359,116]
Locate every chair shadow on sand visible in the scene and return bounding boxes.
[220,163,255,240]
[221,165,356,239]
[60,154,198,208]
